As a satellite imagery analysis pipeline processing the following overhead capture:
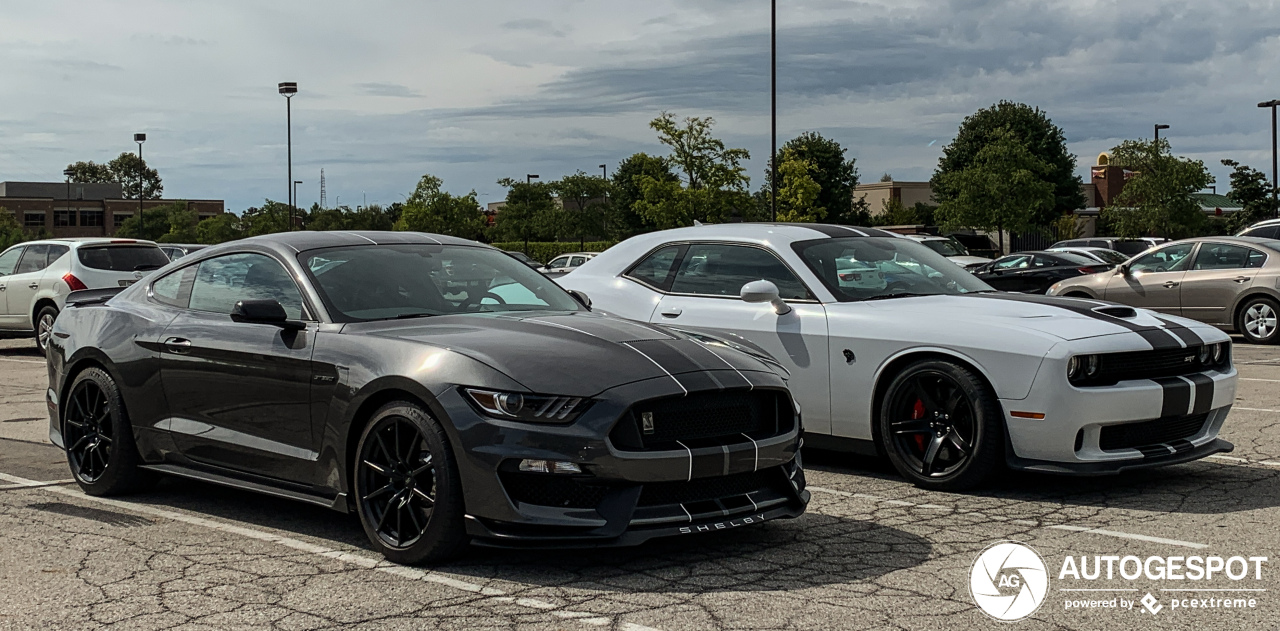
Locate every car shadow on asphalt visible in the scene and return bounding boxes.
[110,474,931,591]
[804,447,1280,515]
[0,342,40,358]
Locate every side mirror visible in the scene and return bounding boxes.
[231,299,304,329]
[1115,265,1129,276]
[566,289,592,309]
[740,280,792,315]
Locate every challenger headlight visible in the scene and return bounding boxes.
[463,388,589,423]
[1067,354,1100,384]
[1198,344,1213,365]
[1212,341,1228,366]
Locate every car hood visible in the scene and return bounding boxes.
[840,292,1202,341]
[351,311,776,397]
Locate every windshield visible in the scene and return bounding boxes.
[1088,249,1128,264]
[77,245,169,271]
[792,237,992,302]
[1047,252,1098,266]
[300,244,584,322]
[1112,240,1153,255]
[920,238,969,257]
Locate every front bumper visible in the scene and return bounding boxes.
[439,374,809,548]
[1002,361,1237,473]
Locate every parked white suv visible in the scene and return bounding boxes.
[0,238,169,354]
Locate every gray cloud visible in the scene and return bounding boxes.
[500,18,568,38]
[357,82,422,98]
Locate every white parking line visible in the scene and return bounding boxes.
[0,357,43,365]
[1240,378,1280,383]
[0,472,664,631]
[808,485,1209,549]
[1236,406,1280,413]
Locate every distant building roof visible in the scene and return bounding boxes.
[0,181,123,200]
[1191,193,1242,211]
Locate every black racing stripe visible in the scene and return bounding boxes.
[1154,316,1204,347]
[1154,377,1192,418]
[855,227,897,238]
[627,339,711,376]
[969,292,1183,350]
[1185,373,1215,415]
[770,223,862,238]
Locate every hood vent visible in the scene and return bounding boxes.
[1093,306,1137,319]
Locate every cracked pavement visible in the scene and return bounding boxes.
[1,338,1277,629]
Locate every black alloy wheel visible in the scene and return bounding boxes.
[354,402,466,564]
[879,359,1003,490]
[63,367,153,495]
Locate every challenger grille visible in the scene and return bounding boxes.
[609,389,794,451]
[1098,413,1209,451]
[1091,346,1219,385]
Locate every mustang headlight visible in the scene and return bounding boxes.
[463,388,589,423]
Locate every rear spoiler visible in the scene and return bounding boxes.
[66,287,125,307]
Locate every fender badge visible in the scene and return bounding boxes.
[843,349,856,364]
[641,412,655,434]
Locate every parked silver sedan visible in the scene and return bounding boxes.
[1048,236,1280,344]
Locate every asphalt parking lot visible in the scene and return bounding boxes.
[1,337,1278,630]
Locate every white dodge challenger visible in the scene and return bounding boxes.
[558,224,1237,490]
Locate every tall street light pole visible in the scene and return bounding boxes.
[279,82,298,231]
[293,180,303,227]
[599,164,607,179]
[134,133,146,238]
[1154,123,1169,142]
[63,168,74,234]
[1260,100,1280,218]
[770,0,777,222]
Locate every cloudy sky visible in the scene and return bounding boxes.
[2,0,1278,212]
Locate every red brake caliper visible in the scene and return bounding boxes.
[912,399,927,452]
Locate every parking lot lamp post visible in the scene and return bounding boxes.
[293,181,303,228]
[134,133,146,237]
[279,82,298,230]
[527,174,539,184]
[770,0,777,222]
[63,168,73,231]
[600,164,606,179]
[1260,100,1280,218]
[1154,124,1169,142]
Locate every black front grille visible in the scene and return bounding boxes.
[499,473,609,509]
[611,389,794,451]
[1091,346,1219,385]
[638,468,786,507]
[1098,413,1209,451]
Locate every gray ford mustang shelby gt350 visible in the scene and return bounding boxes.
[45,231,808,564]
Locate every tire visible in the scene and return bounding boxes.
[63,367,156,496]
[1237,296,1280,344]
[877,359,1004,491]
[35,305,58,357]
[353,401,468,564]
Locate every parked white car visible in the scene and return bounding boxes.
[0,238,169,354]
[560,223,1236,489]
[904,234,991,268]
[538,252,599,276]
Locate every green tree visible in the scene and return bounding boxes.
[1101,139,1214,239]
[494,179,556,248]
[552,171,613,247]
[774,149,826,223]
[0,209,41,250]
[934,129,1057,240]
[610,153,674,238]
[1221,159,1279,232]
[770,132,868,224]
[114,205,176,241]
[66,152,163,199]
[931,101,1083,224]
[157,202,199,243]
[195,213,244,244]
[634,112,756,228]
[240,200,293,236]
[395,174,486,240]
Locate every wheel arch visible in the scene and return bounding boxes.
[32,297,59,330]
[339,377,449,511]
[868,348,1005,457]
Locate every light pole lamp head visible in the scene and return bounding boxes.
[1260,100,1280,108]
[63,168,74,178]
[134,133,146,143]
[294,180,303,185]
[278,82,298,96]
[1155,124,1170,131]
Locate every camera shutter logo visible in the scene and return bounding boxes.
[970,541,1050,621]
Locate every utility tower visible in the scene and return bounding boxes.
[319,168,327,209]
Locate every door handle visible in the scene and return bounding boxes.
[1233,276,1250,283]
[1163,281,1179,288]
[660,307,682,318]
[164,337,192,353]
[28,283,38,289]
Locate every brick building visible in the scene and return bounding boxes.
[0,181,224,238]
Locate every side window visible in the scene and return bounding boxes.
[0,247,23,276]
[45,245,70,266]
[626,245,681,290]
[14,244,50,274]
[569,256,586,267]
[1247,248,1268,268]
[1242,226,1279,239]
[1032,255,1061,268]
[548,256,569,268]
[189,253,306,319]
[150,265,197,308]
[669,243,810,300]
[1131,243,1195,273]
[1086,240,1109,248]
[1192,243,1253,271]
[993,255,1030,270]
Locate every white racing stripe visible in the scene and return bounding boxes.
[0,471,665,631]
[808,485,1209,549]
